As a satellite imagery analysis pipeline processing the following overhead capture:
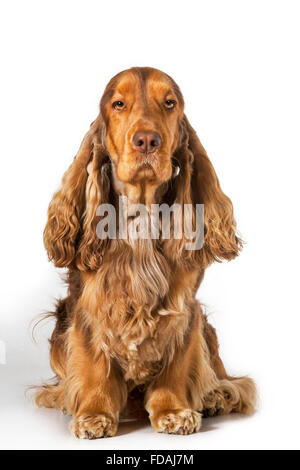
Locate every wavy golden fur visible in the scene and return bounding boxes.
[35,67,256,438]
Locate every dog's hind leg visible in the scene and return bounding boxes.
[35,381,66,411]
[35,299,69,412]
[202,314,257,417]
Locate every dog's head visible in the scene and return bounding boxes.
[44,67,241,271]
[100,67,184,197]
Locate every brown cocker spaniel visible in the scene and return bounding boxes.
[35,67,256,438]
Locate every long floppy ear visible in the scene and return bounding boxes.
[183,115,242,267]
[75,143,111,271]
[44,117,108,269]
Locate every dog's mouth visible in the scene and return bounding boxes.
[114,148,174,187]
[134,162,157,181]
[131,151,159,179]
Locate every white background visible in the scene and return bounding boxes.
[0,0,299,450]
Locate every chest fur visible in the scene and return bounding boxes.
[80,240,196,384]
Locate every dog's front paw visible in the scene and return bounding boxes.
[70,413,118,439]
[151,409,201,435]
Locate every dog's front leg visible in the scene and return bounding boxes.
[65,319,127,439]
[145,331,202,435]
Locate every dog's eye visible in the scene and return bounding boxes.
[164,99,176,109]
[113,101,125,111]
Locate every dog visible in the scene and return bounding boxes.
[35,67,256,438]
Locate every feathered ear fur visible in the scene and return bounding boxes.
[44,116,109,270]
[181,115,242,268]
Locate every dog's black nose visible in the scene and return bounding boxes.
[132,131,162,154]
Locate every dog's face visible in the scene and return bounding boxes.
[100,68,184,196]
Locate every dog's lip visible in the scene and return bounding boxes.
[135,155,157,171]
[135,162,156,175]
[139,161,154,168]
[131,162,157,183]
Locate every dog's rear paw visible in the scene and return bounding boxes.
[202,390,227,417]
[70,413,118,439]
[151,409,201,435]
